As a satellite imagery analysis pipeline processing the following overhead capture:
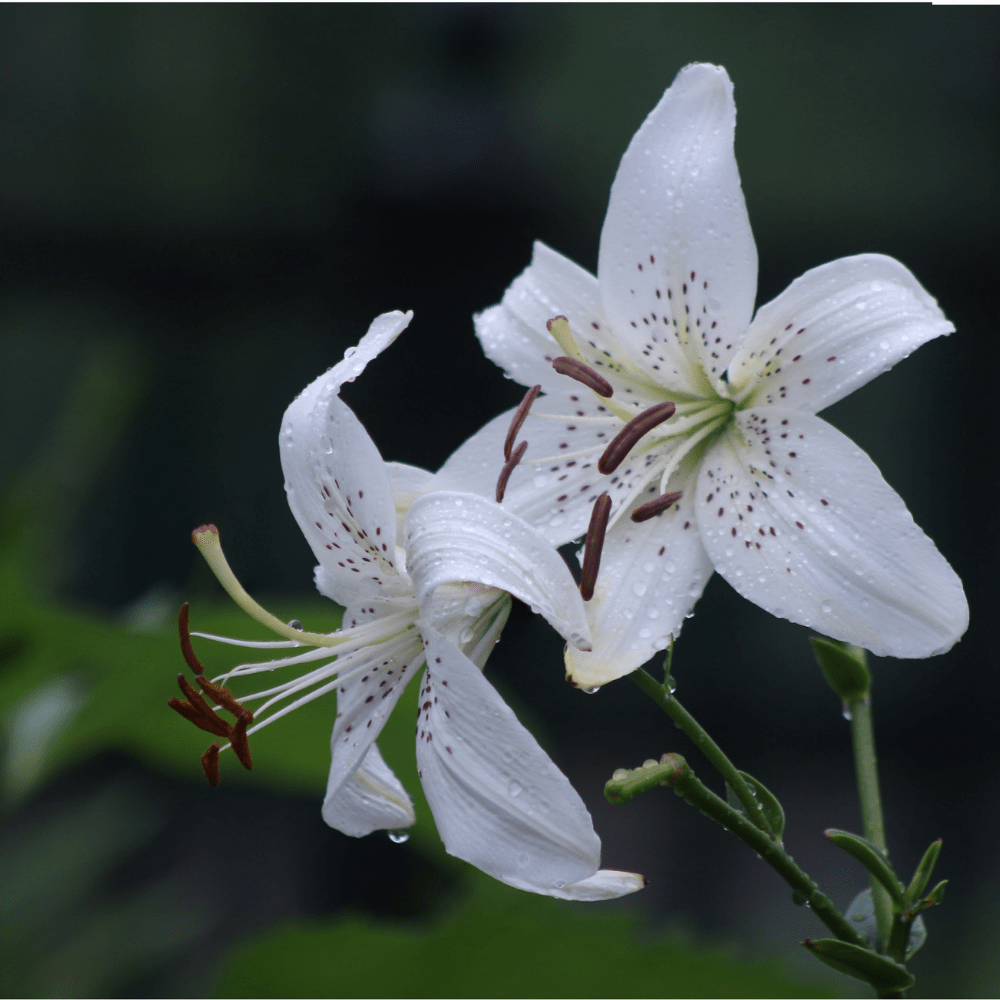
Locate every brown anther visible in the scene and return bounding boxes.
[171,674,233,737]
[178,603,205,676]
[201,743,221,787]
[495,439,528,503]
[598,401,677,475]
[504,384,541,461]
[196,675,254,724]
[551,356,614,398]
[229,712,254,771]
[580,492,612,601]
[631,491,684,522]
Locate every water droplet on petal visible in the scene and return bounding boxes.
[821,600,833,614]
[508,779,523,797]
[388,830,410,844]
[581,685,600,695]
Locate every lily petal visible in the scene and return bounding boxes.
[405,491,592,650]
[322,742,416,837]
[598,63,757,388]
[696,409,968,657]
[476,242,632,397]
[504,868,646,901]
[323,634,425,826]
[281,311,414,604]
[730,254,954,412]
[565,480,714,687]
[415,626,602,893]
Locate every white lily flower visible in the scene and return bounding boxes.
[175,310,643,901]
[466,63,968,687]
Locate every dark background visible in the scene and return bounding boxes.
[1,5,998,997]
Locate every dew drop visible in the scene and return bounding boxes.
[288,619,304,630]
[464,597,484,617]
[581,685,600,695]
[632,581,648,597]
[841,702,853,721]
[612,768,629,781]
[387,830,410,844]
[508,779,523,797]
[821,599,833,614]
[642,759,658,768]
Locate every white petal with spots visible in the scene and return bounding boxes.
[281,312,412,604]
[565,483,714,687]
[598,63,757,389]
[730,254,954,412]
[415,626,612,897]
[696,409,968,657]
[406,491,592,651]
[323,633,425,830]
[321,742,416,838]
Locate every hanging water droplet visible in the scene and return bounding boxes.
[581,685,600,695]
[841,701,853,721]
[387,830,410,844]
[507,779,523,797]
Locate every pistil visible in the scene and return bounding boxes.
[598,402,677,475]
[580,492,612,601]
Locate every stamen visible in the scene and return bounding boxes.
[495,440,528,503]
[546,316,586,363]
[598,402,677,475]
[201,744,221,787]
[504,384,541,460]
[631,491,684,522]
[229,712,253,771]
[178,603,204,676]
[169,674,232,738]
[580,492,612,601]
[552,357,614,398]
[196,675,254,723]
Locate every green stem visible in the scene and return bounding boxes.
[630,668,865,948]
[630,667,773,836]
[848,688,894,955]
[672,762,867,948]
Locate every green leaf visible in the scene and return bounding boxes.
[725,770,785,840]
[810,638,870,701]
[215,878,834,998]
[824,829,904,905]
[904,838,942,907]
[802,937,914,992]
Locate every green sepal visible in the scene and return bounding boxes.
[824,828,904,906]
[802,938,915,992]
[725,770,785,840]
[811,638,870,701]
[904,839,942,907]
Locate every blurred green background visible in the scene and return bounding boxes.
[1,4,997,997]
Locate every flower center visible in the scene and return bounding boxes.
[169,524,422,786]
